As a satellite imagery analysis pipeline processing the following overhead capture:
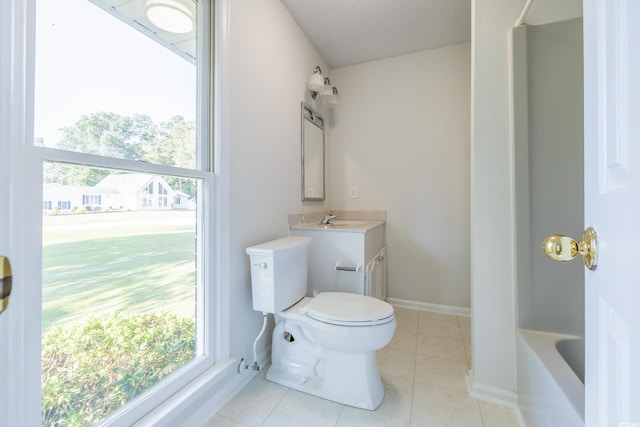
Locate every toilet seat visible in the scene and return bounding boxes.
[301,292,394,326]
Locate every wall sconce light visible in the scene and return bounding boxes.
[308,66,325,96]
[328,87,339,107]
[308,66,339,108]
[146,0,194,34]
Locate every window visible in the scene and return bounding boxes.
[34,0,212,425]
[158,182,168,207]
[81,195,101,206]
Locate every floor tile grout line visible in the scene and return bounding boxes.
[475,396,486,427]
[412,378,474,397]
[416,330,464,340]
[333,404,346,427]
[409,351,420,426]
[259,386,290,427]
[213,412,244,426]
[414,352,468,365]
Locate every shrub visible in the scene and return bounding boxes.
[42,312,195,427]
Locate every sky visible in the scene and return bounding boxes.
[34,0,196,147]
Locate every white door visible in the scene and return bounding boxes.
[0,0,33,423]
[583,0,640,425]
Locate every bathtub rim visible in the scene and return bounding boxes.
[555,336,585,383]
[518,328,585,421]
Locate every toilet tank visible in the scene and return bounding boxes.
[245,236,311,313]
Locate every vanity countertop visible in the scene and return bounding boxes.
[290,219,385,233]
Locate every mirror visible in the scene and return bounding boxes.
[301,103,325,201]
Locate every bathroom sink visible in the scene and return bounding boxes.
[289,217,384,233]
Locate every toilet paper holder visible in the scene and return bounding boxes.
[335,262,361,272]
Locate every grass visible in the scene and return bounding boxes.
[42,210,197,332]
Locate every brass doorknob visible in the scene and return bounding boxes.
[542,227,598,271]
[1,256,12,313]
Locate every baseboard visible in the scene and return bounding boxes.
[514,405,526,427]
[134,358,264,426]
[466,369,519,408]
[183,368,257,426]
[387,297,471,317]
[185,346,272,426]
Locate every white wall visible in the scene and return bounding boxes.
[470,0,522,401]
[519,19,584,336]
[226,0,330,361]
[329,44,471,309]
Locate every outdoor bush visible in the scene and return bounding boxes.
[42,312,195,427]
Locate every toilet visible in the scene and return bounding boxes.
[246,236,396,410]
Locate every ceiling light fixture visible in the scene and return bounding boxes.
[145,0,194,34]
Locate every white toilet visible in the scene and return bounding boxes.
[246,236,396,410]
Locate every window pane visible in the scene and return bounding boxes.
[34,0,197,168]
[42,164,200,426]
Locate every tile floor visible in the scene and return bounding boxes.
[206,307,519,427]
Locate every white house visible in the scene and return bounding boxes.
[172,190,193,210]
[96,174,179,211]
[42,183,120,212]
[43,174,190,212]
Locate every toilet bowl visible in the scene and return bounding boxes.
[268,292,395,409]
[246,236,396,410]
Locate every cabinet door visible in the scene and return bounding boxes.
[366,247,386,300]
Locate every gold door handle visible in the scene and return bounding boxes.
[1,256,12,313]
[542,227,598,271]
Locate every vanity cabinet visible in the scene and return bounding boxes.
[289,222,386,300]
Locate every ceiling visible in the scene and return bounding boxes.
[280,0,472,68]
[89,0,471,69]
[90,0,197,62]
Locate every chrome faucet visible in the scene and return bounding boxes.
[320,213,337,224]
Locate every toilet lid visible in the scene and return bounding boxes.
[302,292,394,326]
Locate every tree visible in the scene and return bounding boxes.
[43,112,197,197]
[152,116,197,197]
[43,162,110,187]
[149,116,195,168]
[57,112,157,160]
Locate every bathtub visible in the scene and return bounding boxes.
[517,329,584,426]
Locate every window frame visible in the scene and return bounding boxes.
[24,0,220,424]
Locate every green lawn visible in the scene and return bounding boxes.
[42,210,197,332]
